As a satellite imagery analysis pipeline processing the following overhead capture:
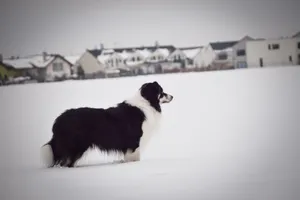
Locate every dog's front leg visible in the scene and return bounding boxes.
[124,147,140,162]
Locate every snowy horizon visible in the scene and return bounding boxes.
[0,66,300,199]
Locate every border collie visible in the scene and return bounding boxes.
[40,81,173,168]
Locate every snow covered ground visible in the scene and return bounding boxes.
[1,66,300,200]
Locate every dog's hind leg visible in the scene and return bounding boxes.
[66,150,87,167]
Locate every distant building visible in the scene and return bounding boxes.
[208,41,238,70]
[74,50,106,79]
[3,53,72,82]
[246,36,300,68]
[232,36,254,69]
[87,44,176,75]
[181,46,202,69]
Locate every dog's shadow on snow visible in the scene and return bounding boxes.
[75,160,127,168]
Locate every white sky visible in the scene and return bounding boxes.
[0,0,299,57]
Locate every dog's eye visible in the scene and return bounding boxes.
[158,93,163,99]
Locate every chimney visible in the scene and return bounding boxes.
[0,54,3,62]
[42,51,47,62]
[100,43,104,50]
[155,41,159,48]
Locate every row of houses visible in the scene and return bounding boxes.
[1,31,300,85]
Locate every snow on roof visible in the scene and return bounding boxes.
[64,55,81,65]
[182,48,201,59]
[136,49,151,59]
[155,48,170,57]
[3,55,55,69]
[102,49,115,55]
[3,58,33,69]
[30,56,55,68]
[119,51,130,59]
[97,54,110,64]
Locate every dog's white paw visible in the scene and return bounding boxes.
[124,148,140,162]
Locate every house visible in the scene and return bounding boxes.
[181,47,203,70]
[73,50,106,79]
[3,53,73,82]
[64,54,81,76]
[0,54,23,85]
[86,44,176,76]
[97,53,122,77]
[2,56,37,79]
[292,31,300,65]
[115,44,175,75]
[246,36,300,68]
[0,54,18,80]
[208,40,238,70]
[232,36,254,69]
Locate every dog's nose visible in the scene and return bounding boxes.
[169,95,173,100]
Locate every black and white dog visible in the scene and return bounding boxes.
[40,81,173,168]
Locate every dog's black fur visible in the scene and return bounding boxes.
[41,81,173,168]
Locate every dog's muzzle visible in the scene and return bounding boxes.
[160,93,173,104]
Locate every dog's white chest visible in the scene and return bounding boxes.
[125,94,162,151]
[141,106,161,135]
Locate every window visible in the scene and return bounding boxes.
[218,53,227,60]
[268,43,280,50]
[289,56,292,62]
[298,42,300,49]
[272,44,280,49]
[237,49,246,56]
[53,63,63,71]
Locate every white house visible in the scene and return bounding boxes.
[64,54,82,76]
[97,54,120,77]
[232,36,254,69]
[208,41,238,70]
[147,48,171,63]
[167,48,187,61]
[105,52,126,68]
[3,53,72,82]
[75,50,106,78]
[125,49,146,67]
[181,47,202,69]
[246,37,300,68]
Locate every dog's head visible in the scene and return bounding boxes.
[140,81,173,109]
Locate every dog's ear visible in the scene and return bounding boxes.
[141,83,149,89]
[152,81,159,87]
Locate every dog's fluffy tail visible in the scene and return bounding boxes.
[40,142,54,168]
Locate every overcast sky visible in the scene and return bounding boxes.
[0,0,299,57]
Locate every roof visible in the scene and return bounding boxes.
[3,57,38,69]
[179,46,203,50]
[97,54,110,64]
[64,55,81,65]
[209,41,238,50]
[0,61,15,70]
[119,51,130,59]
[241,35,254,41]
[87,49,102,57]
[2,54,71,69]
[292,31,300,38]
[154,48,170,57]
[30,56,55,68]
[182,47,202,59]
[136,49,152,58]
[113,45,176,53]
[87,45,176,59]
